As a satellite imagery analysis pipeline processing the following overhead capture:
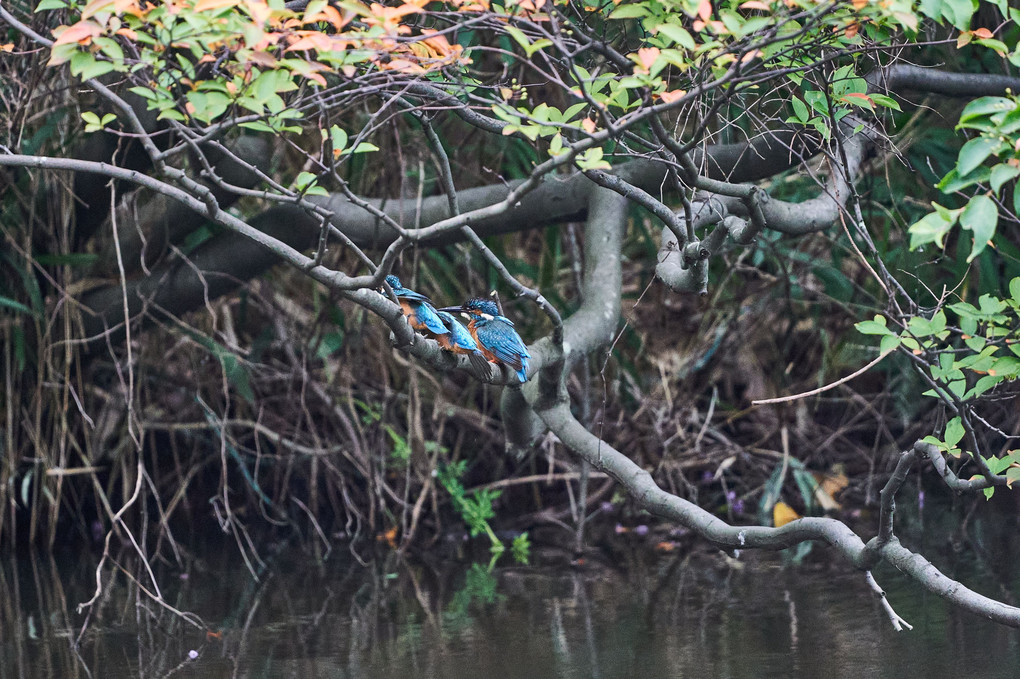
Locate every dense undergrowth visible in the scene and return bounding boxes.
[4,0,1020,569]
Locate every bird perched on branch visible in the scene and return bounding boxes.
[440,298,531,382]
[381,275,448,338]
[434,310,492,376]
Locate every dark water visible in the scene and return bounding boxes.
[3,503,1020,679]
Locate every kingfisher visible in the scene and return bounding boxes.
[439,299,531,383]
[434,310,492,376]
[381,275,449,338]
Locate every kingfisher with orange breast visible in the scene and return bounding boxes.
[434,310,493,376]
[439,298,531,383]
[381,275,449,338]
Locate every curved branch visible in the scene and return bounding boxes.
[504,186,629,449]
[535,395,1020,627]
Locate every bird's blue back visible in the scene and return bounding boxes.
[436,311,478,351]
[467,301,530,382]
[386,275,447,335]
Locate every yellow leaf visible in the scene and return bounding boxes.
[773,501,801,527]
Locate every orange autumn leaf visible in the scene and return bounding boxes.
[636,46,659,71]
[739,0,770,9]
[697,0,711,21]
[79,0,116,20]
[52,21,102,48]
[376,527,398,547]
[248,50,278,68]
[972,27,994,39]
[450,0,489,10]
[658,89,687,104]
[382,57,424,73]
[842,92,873,106]
[421,29,458,56]
[304,4,349,29]
[773,501,801,527]
[194,0,238,12]
[241,0,273,25]
[512,0,547,11]
[285,30,336,52]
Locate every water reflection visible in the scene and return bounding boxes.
[3,515,1020,678]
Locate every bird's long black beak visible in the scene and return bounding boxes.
[437,305,466,314]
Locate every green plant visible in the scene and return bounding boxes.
[437,460,507,560]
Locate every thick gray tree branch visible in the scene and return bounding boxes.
[503,186,629,450]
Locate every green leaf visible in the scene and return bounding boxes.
[655,23,696,49]
[0,295,37,317]
[957,136,1003,176]
[990,164,1020,194]
[975,38,1009,55]
[220,354,254,403]
[879,334,901,354]
[294,171,317,190]
[609,4,648,19]
[790,96,809,123]
[505,25,531,51]
[1007,467,1020,487]
[944,416,965,448]
[959,96,1015,126]
[942,0,976,30]
[938,165,991,193]
[908,210,954,249]
[71,53,116,81]
[1009,276,1020,304]
[349,142,379,155]
[330,125,348,153]
[855,315,892,335]
[960,194,998,261]
[128,86,158,101]
[869,93,901,111]
[984,455,1012,476]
